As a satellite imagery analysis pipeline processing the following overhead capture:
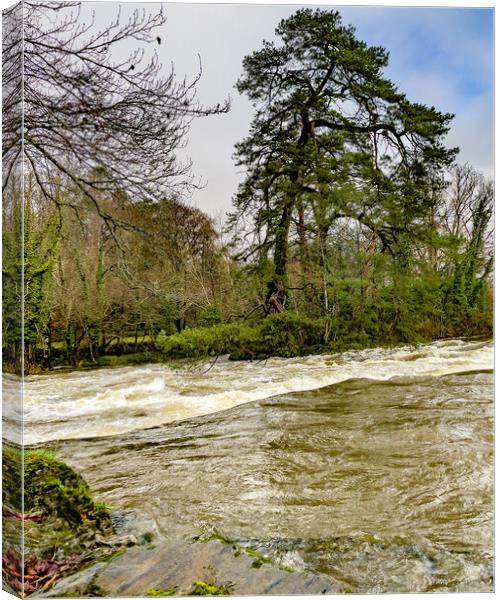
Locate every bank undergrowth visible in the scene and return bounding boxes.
[156,303,492,362]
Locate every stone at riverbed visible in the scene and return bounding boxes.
[110,508,161,546]
[43,538,341,596]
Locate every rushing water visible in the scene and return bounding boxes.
[25,339,494,592]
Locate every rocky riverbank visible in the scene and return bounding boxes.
[42,536,340,597]
[2,446,339,596]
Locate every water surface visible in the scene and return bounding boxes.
[28,339,493,592]
[23,338,492,444]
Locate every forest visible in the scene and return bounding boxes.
[2,5,493,373]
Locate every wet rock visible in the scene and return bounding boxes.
[94,538,342,595]
[110,509,160,546]
[38,562,108,597]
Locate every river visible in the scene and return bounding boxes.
[22,339,494,592]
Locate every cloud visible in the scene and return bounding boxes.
[446,92,494,178]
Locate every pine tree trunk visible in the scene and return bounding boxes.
[268,195,294,307]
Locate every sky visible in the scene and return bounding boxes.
[81,2,494,218]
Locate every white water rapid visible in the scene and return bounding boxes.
[12,338,492,445]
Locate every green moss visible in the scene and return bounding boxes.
[190,580,233,596]
[23,449,112,529]
[233,546,272,569]
[145,587,177,596]
[2,442,22,511]
[279,564,295,573]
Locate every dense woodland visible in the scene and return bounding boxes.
[2,5,493,372]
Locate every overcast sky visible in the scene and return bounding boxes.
[84,2,494,218]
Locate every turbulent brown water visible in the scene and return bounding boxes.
[23,339,494,592]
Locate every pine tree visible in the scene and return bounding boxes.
[230,9,457,309]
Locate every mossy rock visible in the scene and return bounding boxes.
[2,442,23,511]
[23,449,112,529]
[2,447,131,595]
[3,444,109,528]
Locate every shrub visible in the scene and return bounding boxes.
[156,314,326,360]
[198,304,224,327]
[156,321,231,359]
[256,313,325,357]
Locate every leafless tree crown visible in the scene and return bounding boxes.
[2,1,229,224]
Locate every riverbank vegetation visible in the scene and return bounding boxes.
[2,6,492,374]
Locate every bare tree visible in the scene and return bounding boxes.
[2,1,229,227]
[439,164,493,246]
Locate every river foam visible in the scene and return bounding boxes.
[15,338,493,445]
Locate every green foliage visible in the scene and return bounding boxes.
[257,313,325,357]
[157,269,491,364]
[443,182,493,327]
[2,189,61,369]
[198,304,224,327]
[2,193,24,368]
[156,315,322,360]
[24,204,62,350]
[157,323,258,360]
[231,7,456,301]
[156,298,449,360]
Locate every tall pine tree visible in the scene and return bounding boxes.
[230,9,457,309]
